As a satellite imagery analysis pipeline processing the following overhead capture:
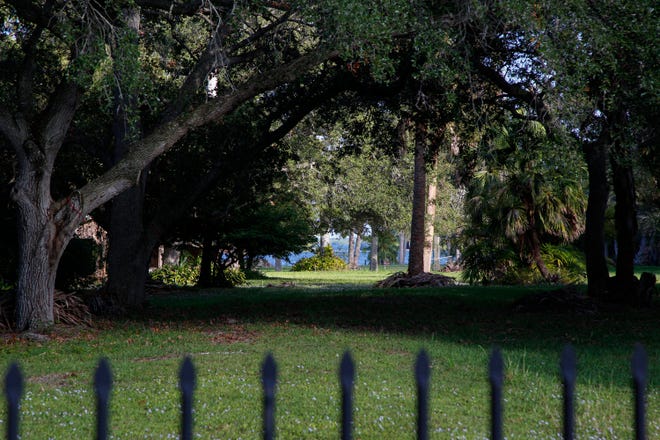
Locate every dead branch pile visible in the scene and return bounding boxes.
[0,290,93,331]
[375,271,457,288]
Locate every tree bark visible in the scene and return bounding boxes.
[610,148,638,298]
[408,121,427,276]
[354,232,362,268]
[369,234,379,271]
[347,231,355,268]
[583,137,611,298]
[423,161,438,273]
[398,231,407,265]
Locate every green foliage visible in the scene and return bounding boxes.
[223,267,247,287]
[150,261,200,287]
[461,239,586,285]
[460,239,519,285]
[540,244,587,284]
[150,258,248,288]
[292,246,348,271]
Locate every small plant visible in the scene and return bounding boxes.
[291,246,348,271]
[150,259,200,287]
[223,267,247,286]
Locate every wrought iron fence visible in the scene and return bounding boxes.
[3,345,649,440]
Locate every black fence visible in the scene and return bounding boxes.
[3,345,649,440]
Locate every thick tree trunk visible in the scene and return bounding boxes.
[13,168,82,330]
[15,205,57,330]
[369,234,379,271]
[583,138,611,298]
[105,184,151,308]
[409,121,427,276]
[104,6,149,308]
[610,153,638,298]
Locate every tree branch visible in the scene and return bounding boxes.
[77,49,337,214]
[134,0,234,16]
[0,111,28,153]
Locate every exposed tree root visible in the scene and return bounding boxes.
[374,271,457,288]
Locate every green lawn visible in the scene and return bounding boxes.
[1,269,658,439]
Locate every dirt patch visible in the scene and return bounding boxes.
[28,371,79,387]
[205,325,260,345]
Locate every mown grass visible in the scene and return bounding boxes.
[1,268,659,439]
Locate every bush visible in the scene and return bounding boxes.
[461,240,586,285]
[292,246,348,271]
[150,260,249,288]
[223,268,247,286]
[150,262,199,287]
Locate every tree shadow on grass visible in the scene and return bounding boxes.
[143,286,660,364]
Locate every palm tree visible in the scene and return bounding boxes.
[465,120,587,281]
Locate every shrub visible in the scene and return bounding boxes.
[292,246,348,271]
[223,267,247,286]
[150,262,199,287]
[461,240,586,285]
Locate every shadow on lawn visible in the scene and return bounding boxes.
[143,286,660,353]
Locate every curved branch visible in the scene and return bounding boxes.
[78,49,337,214]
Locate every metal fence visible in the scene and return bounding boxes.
[3,345,649,440]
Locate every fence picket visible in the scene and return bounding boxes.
[415,350,430,440]
[489,347,504,440]
[1,345,651,438]
[4,362,22,440]
[179,356,196,440]
[632,344,648,440]
[560,345,577,440]
[94,358,113,440]
[262,353,277,440]
[340,351,355,440]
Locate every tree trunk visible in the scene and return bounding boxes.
[347,231,355,268]
[104,6,148,308]
[610,151,638,299]
[583,137,611,298]
[369,234,379,271]
[398,231,407,265]
[432,235,441,271]
[13,162,82,330]
[354,233,362,268]
[530,230,552,281]
[198,235,216,287]
[320,233,331,254]
[423,166,438,273]
[105,184,151,307]
[15,201,58,330]
[409,121,427,276]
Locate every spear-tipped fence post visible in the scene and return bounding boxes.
[262,353,277,440]
[94,358,113,440]
[489,348,504,440]
[632,344,648,440]
[5,363,23,440]
[340,351,355,440]
[415,350,431,440]
[560,345,577,440]
[179,356,196,440]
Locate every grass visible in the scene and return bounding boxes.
[1,267,659,439]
